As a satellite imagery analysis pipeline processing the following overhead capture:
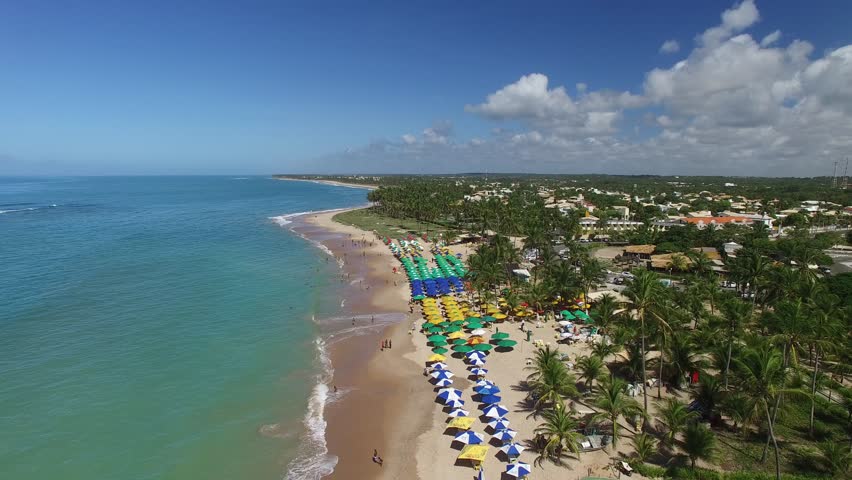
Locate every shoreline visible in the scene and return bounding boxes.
[273,177,379,191]
[285,208,432,480]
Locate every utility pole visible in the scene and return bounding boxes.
[831,161,838,188]
[842,158,849,190]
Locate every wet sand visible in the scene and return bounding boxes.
[288,209,433,480]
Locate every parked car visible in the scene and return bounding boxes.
[620,272,635,279]
[613,277,625,285]
[819,266,832,275]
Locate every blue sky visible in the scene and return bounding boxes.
[1,1,851,175]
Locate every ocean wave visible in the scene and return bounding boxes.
[0,207,38,214]
[0,203,59,214]
[284,338,338,480]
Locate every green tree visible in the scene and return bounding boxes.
[577,355,605,392]
[533,403,584,466]
[631,432,658,463]
[591,376,644,448]
[683,422,716,470]
[655,398,699,446]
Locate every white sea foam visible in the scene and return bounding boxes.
[0,207,37,214]
[285,337,338,480]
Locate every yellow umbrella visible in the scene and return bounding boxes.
[447,417,475,429]
[515,311,527,317]
[457,444,489,462]
[447,331,465,340]
[493,313,507,319]
[427,353,446,362]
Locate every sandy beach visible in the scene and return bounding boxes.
[275,177,379,190]
[289,208,658,480]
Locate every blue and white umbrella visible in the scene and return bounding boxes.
[434,378,453,387]
[474,379,495,388]
[474,385,501,395]
[468,357,486,367]
[500,443,526,458]
[448,408,470,417]
[444,399,465,409]
[505,462,531,478]
[430,370,454,380]
[437,389,463,403]
[438,387,460,394]
[430,362,448,371]
[479,394,502,404]
[487,418,511,431]
[466,351,487,361]
[453,430,484,445]
[482,404,509,418]
[492,428,517,442]
[469,367,488,376]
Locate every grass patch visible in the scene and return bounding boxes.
[333,207,449,240]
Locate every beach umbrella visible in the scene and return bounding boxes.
[505,462,531,478]
[453,430,485,445]
[431,347,448,354]
[497,340,518,348]
[430,370,454,379]
[452,344,473,353]
[500,443,526,458]
[482,315,496,323]
[434,378,453,387]
[444,399,465,409]
[446,326,462,333]
[487,418,511,431]
[465,315,481,321]
[431,340,449,347]
[479,394,502,404]
[482,404,509,418]
[427,353,446,362]
[493,428,517,443]
[428,334,448,343]
[447,331,465,340]
[447,417,476,430]
[470,368,488,376]
[474,379,495,388]
[438,321,452,327]
[474,385,501,395]
[448,408,470,417]
[430,362,448,371]
[438,387,460,394]
[437,389,463,403]
[468,357,485,366]
[466,322,484,330]
[451,320,466,326]
[491,332,510,340]
[457,444,489,464]
[560,310,575,319]
[470,328,487,336]
[493,313,507,320]
[557,320,573,326]
[452,339,468,345]
[575,310,591,321]
[473,343,493,352]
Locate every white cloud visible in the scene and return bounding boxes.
[401,134,417,145]
[660,40,680,54]
[313,1,852,176]
[760,29,781,47]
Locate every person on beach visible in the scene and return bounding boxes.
[371,315,374,324]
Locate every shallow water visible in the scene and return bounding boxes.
[0,176,366,480]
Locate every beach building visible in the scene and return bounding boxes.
[723,241,743,257]
[681,216,755,229]
[622,244,655,260]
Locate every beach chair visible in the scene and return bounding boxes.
[619,461,633,476]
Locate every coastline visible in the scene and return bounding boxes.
[285,208,432,480]
[273,177,379,191]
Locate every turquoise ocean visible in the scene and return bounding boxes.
[0,176,367,479]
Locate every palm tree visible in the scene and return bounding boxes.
[533,403,584,466]
[577,355,605,392]
[655,398,699,446]
[591,376,644,448]
[668,253,689,274]
[665,331,708,389]
[694,375,722,420]
[623,270,667,413]
[816,441,851,478]
[720,299,751,389]
[526,346,578,411]
[578,258,606,302]
[732,343,793,480]
[808,293,843,436]
[683,422,716,470]
[631,432,658,463]
[591,293,621,331]
[732,250,769,310]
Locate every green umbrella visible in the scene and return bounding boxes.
[497,340,518,348]
[491,332,510,340]
[431,347,448,354]
[452,338,468,345]
[421,322,432,330]
[452,344,474,353]
[464,317,481,323]
[575,310,591,320]
[481,316,496,323]
[428,334,447,342]
[439,321,452,328]
[560,310,575,319]
[413,295,425,301]
[451,320,466,326]
[431,340,449,347]
[473,343,493,351]
[466,323,484,330]
[446,326,462,333]
[426,326,443,333]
